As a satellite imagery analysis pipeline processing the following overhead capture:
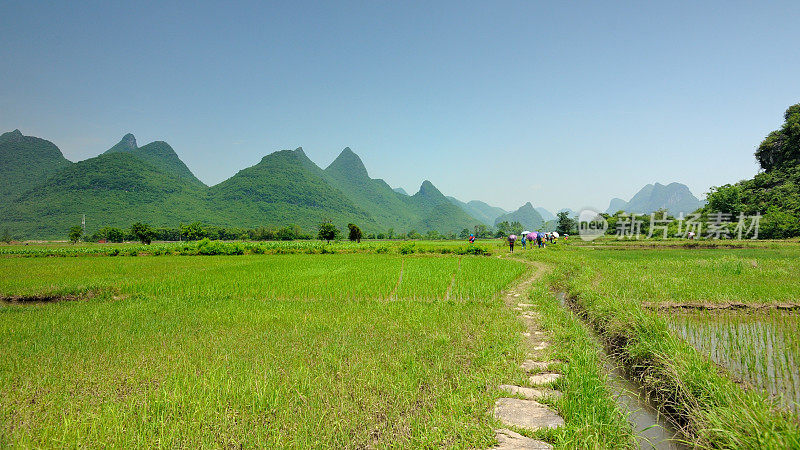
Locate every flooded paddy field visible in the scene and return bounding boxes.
[664,309,800,415]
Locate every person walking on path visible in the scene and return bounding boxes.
[508,234,517,252]
[521,234,527,249]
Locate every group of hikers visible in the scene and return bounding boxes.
[508,231,563,252]
[467,231,566,252]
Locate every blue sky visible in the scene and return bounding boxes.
[2,1,799,213]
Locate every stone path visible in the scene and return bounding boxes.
[492,261,564,450]
[494,428,553,450]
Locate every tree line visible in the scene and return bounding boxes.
[65,221,495,244]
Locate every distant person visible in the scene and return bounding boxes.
[536,233,543,248]
[508,234,517,252]
[469,234,475,244]
[521,235,526,249]
[688,231,695,240]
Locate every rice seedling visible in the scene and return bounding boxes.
[519,242,800,448]
[0,253,527,447]
[664,310,800,415]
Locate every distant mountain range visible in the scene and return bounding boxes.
[0,130,501,238]
[494,202,546,231]
[446,197,508,226]
[605,182,704,216]
[3,129,705,239]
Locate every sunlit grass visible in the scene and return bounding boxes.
[0,254,526,447]
[517,243,800,448]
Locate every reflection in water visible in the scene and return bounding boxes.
[664,310,800,415]
[605,359,690,450]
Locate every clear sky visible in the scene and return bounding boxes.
[2,1,799,213]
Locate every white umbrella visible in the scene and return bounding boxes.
[552,231,559,238]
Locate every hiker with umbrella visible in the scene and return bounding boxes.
[521,231,529,249]
[508,234,517,252]
[527,231,537,249]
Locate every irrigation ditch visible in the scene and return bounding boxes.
[556,292,690,450]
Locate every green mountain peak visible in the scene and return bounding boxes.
[416,180,443,199]
[105,133,138,153]
[1,129,25,143]
[494,202,545,230]
[326,147,369,180]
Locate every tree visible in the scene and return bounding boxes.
[707,184,743,215]
[755,103,800,172]
[1,228,12,244]
[181,222,207,241]
[347,223,362,243]
[68,225,83,244]
[473,224,491,238]
[459,228,471,239]
[495,221,511,237]
[386,228,395,239]
[425,230,440,240]
[130,222,156,245]
[94,226,125,243]
[277,225,301,241]
[556,211,576,235]
[318,222,338,243]
[509,221,524,236]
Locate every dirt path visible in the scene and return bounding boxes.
[489,257,563,450]
[444,256,462,301]
[389,258,405,299]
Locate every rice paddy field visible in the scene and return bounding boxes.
[664,310,800,415]
[525,241,800,448]
[0,251,527,447]
[3,239,800,448]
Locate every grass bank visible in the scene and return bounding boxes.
[524,244,799,448]
[521,268,636,448]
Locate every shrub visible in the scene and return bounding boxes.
[399,243,416,255]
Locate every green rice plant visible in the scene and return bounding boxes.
[664,310,800,415]
[518,245,800,448]
[0,253,528,447]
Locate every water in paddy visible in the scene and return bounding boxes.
[663,309,800,416]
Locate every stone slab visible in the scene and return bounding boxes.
[493,398,564,431]
[529,373,561,386]
[499,384,563,400]
[494,428,553,449]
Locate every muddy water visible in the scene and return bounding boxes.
[557,293,689,449]
[604,360,689,450]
